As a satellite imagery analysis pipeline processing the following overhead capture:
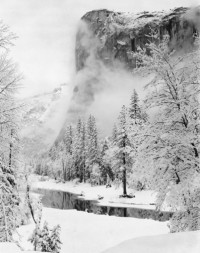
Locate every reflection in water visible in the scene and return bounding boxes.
[34,188,173,221]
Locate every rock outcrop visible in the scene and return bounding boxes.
[75,7,199,71]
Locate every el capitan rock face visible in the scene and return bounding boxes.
[75,7,198,71]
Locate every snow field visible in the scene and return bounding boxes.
[17,207,169,253]
[102,230,200,253]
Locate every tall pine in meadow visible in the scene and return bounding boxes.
[114,106,133,196]
[128,90,148,190]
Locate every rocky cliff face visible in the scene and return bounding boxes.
[60,7,199,139]
[75,7,198,71]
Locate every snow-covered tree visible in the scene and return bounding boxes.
[49,225,62,253]
[0,159,19,242]
[85,115,100,181]
[129,89,141,123]
[128,90,148,190]
[30,221,62,252]
[72,119,86,181]
[0,20,21,242]
[39,222,51,252]
[111,124,118,145]
[112,106,133,196]
[64,125,73,155]
[134,34,200,231]
[99,139,114,185]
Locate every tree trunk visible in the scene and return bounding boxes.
[123,168,127,195]
[122,133,127,196]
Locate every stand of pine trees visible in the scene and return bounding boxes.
[35,89,147,196]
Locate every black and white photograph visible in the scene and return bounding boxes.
[0,0,200,252]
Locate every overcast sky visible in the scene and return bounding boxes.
[0,0,198,97]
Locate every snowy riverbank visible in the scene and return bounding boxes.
[31,175,159,210]
[16,207,169,253]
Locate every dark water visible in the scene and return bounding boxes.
[34,188,173,221]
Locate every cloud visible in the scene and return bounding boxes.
[65,20,150,136]
[183,6,200,31]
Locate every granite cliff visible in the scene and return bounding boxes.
[75,7,198,71]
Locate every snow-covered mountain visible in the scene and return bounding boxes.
[21,83,70,160]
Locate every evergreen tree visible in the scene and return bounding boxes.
[72,119,86,181]
[0,159,19,241]
[100,139,114,185]
[114,106,133,196]
[39,222,51,252]
[64,125,73,155]
[79,121,86,182]
[111,124,118,145]
[128,91,148,190]
[30,223,41,251]
[50,225,62,253]
[129,89,141,124]
[85,115,99,181]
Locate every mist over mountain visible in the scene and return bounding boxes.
[21,6,199,157]
[64,6,199,133]
[20,83,71,159]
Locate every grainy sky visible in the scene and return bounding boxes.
[0,0,197,97]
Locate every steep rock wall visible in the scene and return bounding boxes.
[75,7,198,71]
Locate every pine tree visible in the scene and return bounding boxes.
[64,125,73,155]
[85,115,100,181]
[30,221,62,252]
[128,91,148,191]
[0,158,19,242]
[111,124,118,145]
[39,222,51,252]
[100,139,114,186]
[79,121,86,182]
[129,89,141,124]
[30,223,41,251]
[114,106,133,196]
[50,225,62,253]
[72,119,86,181]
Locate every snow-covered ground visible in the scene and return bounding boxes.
[1,176,197,253]
[102,230,200,253]
[31,176,158,209]
[16,207,169,253]
[0,243,41,253]
[0,243,22,253]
